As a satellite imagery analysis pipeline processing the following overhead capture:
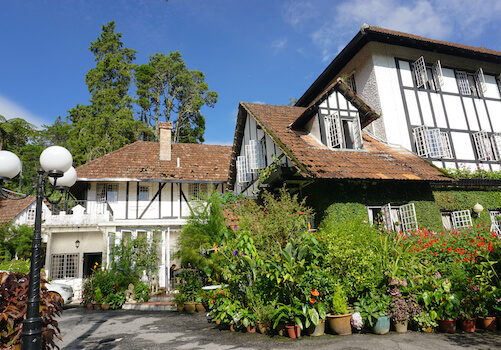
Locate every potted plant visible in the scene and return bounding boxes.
[422,280,459,333]
[240,308,257,332]
[354,292,391,334]
[272,303,302,338]
[387,278,420,334]
[173,292,187,312]
[93,287,103,310]
[101,295,111,310]
[108,290,126,310]
[326,284,352,335]
[413,311,438,332]
[458,286,480,332]
[253,303,275,335]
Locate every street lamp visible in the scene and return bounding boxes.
[0,146,76,350]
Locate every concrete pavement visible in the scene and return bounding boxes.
[55,305,501,350]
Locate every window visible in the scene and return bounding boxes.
[97,183,118,202]
[188,183,208,200]
[246,139,265,172]
[27,208,35,222]
[236,156,250,184]
[413,126,452,159]
[451,210,473,229]
[138,186,149,201]
[489,211,501,237]
[367,203,418,232]
[50,253,78,279]
[324,112,363,150]
[472,131,498,161]
[456,69,487,97]
[345,74,356,92]
[411,56,444,90]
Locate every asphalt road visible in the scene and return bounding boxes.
[56,306,501,350]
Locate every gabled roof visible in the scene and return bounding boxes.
[76,142,232,183]
[297,24,501,106]
[230,102,449,185]
[0,196,35,224]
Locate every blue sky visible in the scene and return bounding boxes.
[2,0,501,146]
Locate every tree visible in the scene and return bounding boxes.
[66,21,150,166]
[0,115,36,152]
[134,52,217,143]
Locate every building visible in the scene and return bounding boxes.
[228,24,501,234]
[43,122,232,296]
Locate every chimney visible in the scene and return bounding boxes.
[159,122,173,161]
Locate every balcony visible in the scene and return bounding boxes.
[44,200,113,226]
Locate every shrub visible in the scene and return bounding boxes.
[134,282,151,302]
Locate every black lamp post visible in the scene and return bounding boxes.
[0,147,76,350]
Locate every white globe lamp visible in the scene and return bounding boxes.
[39,146,73,174]
[0,150,22,180]
[49,166,77,189]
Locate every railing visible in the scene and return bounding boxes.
[50,200,110,216]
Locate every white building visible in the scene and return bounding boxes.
[43,122,231,296]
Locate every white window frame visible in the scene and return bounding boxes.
[475,68,487,96]
[412,56,427,89]
[324,112,363,150]
[451,210,473,229]
[246,139,266,172]
[456,71,471,95]
[368,203,418,232]
[50,253,79,279]
[97,183,118,203]
[491,133,501,160]
[432,60,444,90]
[472,131,496,161]
[236,155,250,184]
[489,210,501,237]
[413,126,452,159]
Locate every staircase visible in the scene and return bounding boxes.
[122,293,176,311]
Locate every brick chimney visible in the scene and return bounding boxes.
[159,122,173,161]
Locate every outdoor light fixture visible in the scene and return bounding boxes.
[473,203,484,217]
[0,146,76,350]
[75,239,80,249]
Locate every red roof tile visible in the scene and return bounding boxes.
[76,142,232,183]
[0,196,35,224]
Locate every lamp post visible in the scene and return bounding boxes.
[0,146,76,350]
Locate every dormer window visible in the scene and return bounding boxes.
[411,56,444,91]
[324,112,363,150]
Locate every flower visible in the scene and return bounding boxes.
[233,250,238,256]
[310,298,316,304]
[351,312,363,330]
[311,289,319,297]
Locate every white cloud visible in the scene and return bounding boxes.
[282,1,316,32]
[0,95,45,128]
[272,38,288,51]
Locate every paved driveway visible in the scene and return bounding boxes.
[56,306,501,350]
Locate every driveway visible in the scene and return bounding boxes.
[56,306,501,350]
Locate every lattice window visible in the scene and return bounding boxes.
[345,74,357,92]
[475,68,487,96]
[352,116,363,149]
[432,60,444,90]
[325,112,343,149]
[400,203,418,232]
[451,210,473,229]
[456,71,471,95]
[188,183,208,200]
[491,133,501,160]
[236,156,250,183]
[246,139,266,172]
[412,56,427,88]
[27,208,35,222]
[138,186,149,201]
[380,203,394,231]
[472,131,495,161]
[413,126,451,158]
[97,183,118,202]
[489,211,501,237]
[50,253,78,279]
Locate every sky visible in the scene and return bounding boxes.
[1,0,501,146]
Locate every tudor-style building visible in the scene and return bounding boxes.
[228,25,501,234]
[43,122,231,296]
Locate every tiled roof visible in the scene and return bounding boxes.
[239,102,449,182]
[0,196,35,224]
[76,142,232,182]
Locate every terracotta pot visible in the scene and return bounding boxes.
[195,303,206,313]
[295,324,301,338]
[460,318,476,333]
[246,325,256,333]
[326,313,352,335]
[285,324,296,339]
[93,303,102,310]
[438,319,456,334]
[215,319,221,325]
[184,302,196,314]
[257,321,271,335]
[230,324,237,332]
[101,303,110,310]
[373,316,390,335]
[306,318,325,336]
[176,304,184,312]
[86,303,93,310]
[482,316,496,331]
[393,319,408,333]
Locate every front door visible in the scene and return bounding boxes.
[83,252,102,277]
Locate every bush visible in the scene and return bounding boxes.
[134,282,151,302]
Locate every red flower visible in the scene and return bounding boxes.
[310,298,316,304]
[311,289,319,297]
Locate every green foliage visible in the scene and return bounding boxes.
[331,284,348,315]
[442,166,501,179]
[0,259,31,274]
[134,51,217,143]
[354,292,391,327]
[94,287,103,303]
[0,224,35,261]
[176,270,202,303]
[134,282,151,302]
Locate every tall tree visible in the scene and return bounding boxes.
[134,52,217,143]
[67,21,150,166]
[0,115,36,151]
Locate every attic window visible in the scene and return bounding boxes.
[345,74,357,92]
[246,139,266,172]
[411,56,444,91]
[412,126,452,159]
[472,131,501,161]
[456,69,487,97]
[236,156,250,184]
[324,112,363,150]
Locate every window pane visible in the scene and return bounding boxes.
[139,186,149,201]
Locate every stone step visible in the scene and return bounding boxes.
[149,294,175,302]
[123,300,176,311]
